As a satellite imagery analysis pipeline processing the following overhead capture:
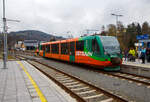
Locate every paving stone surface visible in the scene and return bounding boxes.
[0,61,32,102]
[0,61,76,102]
[123,58,150,68]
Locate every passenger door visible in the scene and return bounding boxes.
[43,45,45,57]
[92,38,101,56]
[69,42,75,62]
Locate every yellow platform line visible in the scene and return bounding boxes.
[17,61,47,102]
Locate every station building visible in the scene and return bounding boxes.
[14,41,25,50]
[14,40,39,51]
[24,40,38,50]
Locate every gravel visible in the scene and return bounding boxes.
[36,58,150,102]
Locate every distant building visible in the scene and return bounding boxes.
[14,40,47,51]
[14,41,24,50]
[24,40,38,50]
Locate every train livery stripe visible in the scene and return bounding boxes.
[17,61,47,102]
[79,36,110,61]
[84,48,110,61]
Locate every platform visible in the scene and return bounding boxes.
[0,60,76,102]
[121,58,150,78]
[123,58,150,68]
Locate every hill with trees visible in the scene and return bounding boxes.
[0,30,64,50]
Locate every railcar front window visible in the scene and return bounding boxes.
[100,36,120,54]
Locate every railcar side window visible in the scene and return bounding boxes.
[76,41,84,51]
[61,43,69,55]
[92,39,100,54]
[42,45,45,51]
[51,44,59,54]
[46,45,50,53]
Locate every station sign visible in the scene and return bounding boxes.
[139,39,150,43]
[134,43,142,46]
[136,34,149,40]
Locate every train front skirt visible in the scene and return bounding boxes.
[104,66,120,71]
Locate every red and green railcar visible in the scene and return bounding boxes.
[37,35,122,71]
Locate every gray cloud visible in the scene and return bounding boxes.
[0,0,150,37]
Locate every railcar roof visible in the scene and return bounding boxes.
[41,37,78,45]
[41,35,115,45]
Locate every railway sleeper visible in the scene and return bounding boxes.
[56,77,71,80]
[100,98,113,102]
[60,79,74,83]
[57,77,71,81]
[71,87,89,91]
[55,76,68,79]
[80,91,102,97]
[61,81,77,84]
[77,90,96,95]
[66,84,83,88]
[63,81,79,85]
[139,78,147,81]
[84,93,113,102]
[132,77,140,79]
[83,93,104,100]
[73,88,93,94]
[55,74,65,77]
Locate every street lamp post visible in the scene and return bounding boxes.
[2,0,20,69]
[111,13,123,37]
[3,0,7,69]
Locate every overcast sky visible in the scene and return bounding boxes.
[0,0,150,37]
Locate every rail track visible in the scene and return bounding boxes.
[106,72,150,87]
[16,55,128,102]
[15,54,150,101]
[16,54,150,86]
[81,66,150,87]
